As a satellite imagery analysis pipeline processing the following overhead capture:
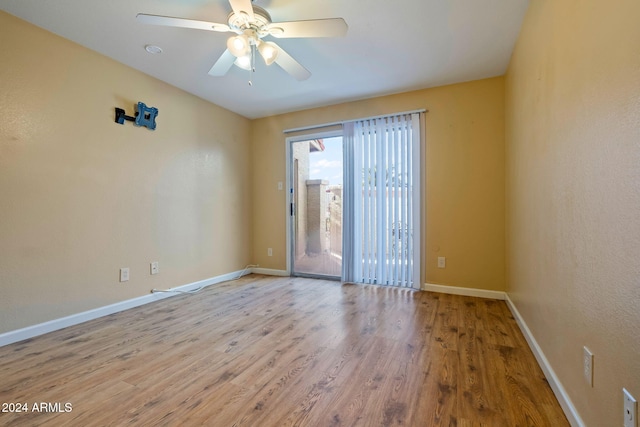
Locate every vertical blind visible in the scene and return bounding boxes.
[342,113,421,288]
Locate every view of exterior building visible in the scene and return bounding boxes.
[291,139,342,277]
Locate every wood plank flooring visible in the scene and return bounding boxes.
[0,275,569,426]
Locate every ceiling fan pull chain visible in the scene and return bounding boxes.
[248,43,256,86]
[251,43,256,73]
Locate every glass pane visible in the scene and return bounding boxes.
[291,137,343,277]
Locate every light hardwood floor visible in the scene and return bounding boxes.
[0,275,568,426]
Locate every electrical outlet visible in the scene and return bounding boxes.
[150,261,159,275]
[583,346,594,387]
[119,267,129,282]
[624,388,637,427]
[437,257,446,268]
[267,248,273,257]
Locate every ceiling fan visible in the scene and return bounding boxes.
[137,0,348,82]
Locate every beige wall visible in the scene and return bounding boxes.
[0,12,252,334]
[251,77,505,291]
[505,1,640,425]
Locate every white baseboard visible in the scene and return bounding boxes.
[0,268,250,348]
[422,282,506,300]
[504,295,584,427]
[250,267,289,276]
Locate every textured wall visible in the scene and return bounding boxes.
[250,77,506,291]
[505,1,640,425]
[0,12,252,333]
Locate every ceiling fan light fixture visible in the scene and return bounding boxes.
[258,41,278,65]
[227,34,250,57]
[234,54,252,71]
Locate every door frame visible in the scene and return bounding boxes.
[285,129,344,278]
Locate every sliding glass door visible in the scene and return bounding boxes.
[287,112,421,288]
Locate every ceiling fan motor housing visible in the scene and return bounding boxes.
[227,5,273,38]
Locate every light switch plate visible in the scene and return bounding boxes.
[624,388,637,427]
[120,267,129,282]
[583,346,594,387]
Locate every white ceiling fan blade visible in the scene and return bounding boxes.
[208,49,236,76]
[136,14,231,32]
[229,0,254,21]
[273,44,311,81]
[268,18,348,38]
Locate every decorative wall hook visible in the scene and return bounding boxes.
[115,102,158,130]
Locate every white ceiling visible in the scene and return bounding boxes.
[0,0,529,119]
